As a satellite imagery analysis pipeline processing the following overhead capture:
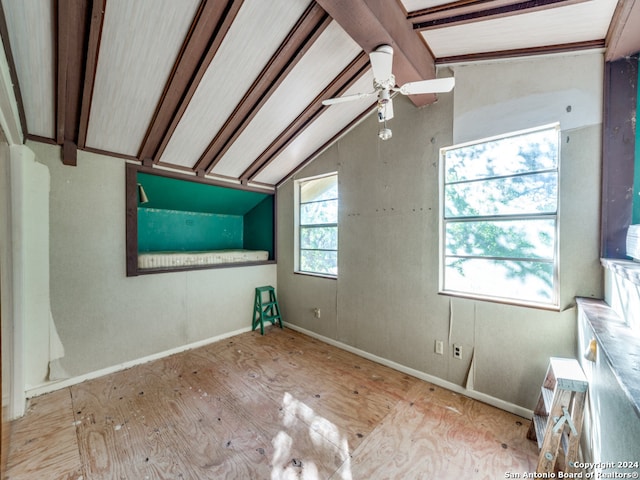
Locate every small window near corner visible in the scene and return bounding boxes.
[295,173,338,277]
[439,124,560,308]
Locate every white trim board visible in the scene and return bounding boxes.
[25,326,253,399]
[284,323,534,420]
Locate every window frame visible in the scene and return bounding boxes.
[294,172,338,278]
[438,124,561,309]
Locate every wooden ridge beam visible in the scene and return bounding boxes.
[197,3,330,175]
[315,0,437,107]
[242,52,370,183]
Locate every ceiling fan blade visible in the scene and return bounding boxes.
[397,77,455,95]
[369,45,393,84]
[322,91,375,106]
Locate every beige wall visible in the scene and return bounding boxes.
[0,139,16,419]
[25,142,276,394]
[277,52,603,411]
[1,144,51,414]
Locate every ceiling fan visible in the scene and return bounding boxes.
[322,44,455,140]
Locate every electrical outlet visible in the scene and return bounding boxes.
[435,340,444,355]
[313,307,321,319]
[453,344,462,359]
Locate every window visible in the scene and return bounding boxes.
[295,173,338,276]
[440,124,559,307]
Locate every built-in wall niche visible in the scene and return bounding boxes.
[126,165,275,276]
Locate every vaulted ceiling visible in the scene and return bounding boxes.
[1,0,639,191]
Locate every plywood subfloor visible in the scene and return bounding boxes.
[5,327,538,479]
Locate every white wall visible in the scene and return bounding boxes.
[277,51,603,411]
[26,142,276,394]
[0,143,51,415]
[17,146,51,391]
[0,33,24,420]
[452,52,603,145]
[0,138,16,417]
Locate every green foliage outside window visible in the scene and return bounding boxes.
[441,125,559,306]
[298,174,338,276]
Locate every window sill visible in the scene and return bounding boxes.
[438,290,560,311]
[294,271,337,280]
[576,296,640,418]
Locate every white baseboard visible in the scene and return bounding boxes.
[284,323,533,420]
[25,326,252,399]
[26,323,533,420]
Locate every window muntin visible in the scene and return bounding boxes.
[440,125,560,307]
[297,174,338,276]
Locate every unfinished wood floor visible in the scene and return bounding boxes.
[5,327,538,479]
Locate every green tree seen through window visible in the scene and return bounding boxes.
[298,174,338,276]
[441,125,559,306]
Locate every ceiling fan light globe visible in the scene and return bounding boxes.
[378,128,392,141]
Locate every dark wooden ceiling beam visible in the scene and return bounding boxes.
[437,39,604,64]
[242,52,370,183]
[56,0,93,165]
[411,0,587,30]
[77,0,105,150]
[276,107,372,188]
[605,0,640,61]
[196,3,330,175]
[0,2,27,143]
[138,0,240,162]
[151,0,243,167]
[314,0,437,107]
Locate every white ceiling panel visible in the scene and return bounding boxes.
[253,72,375,185]
[422,0,618,58]
[2,0,54,138]
[4,0,635,187]
[158,0,312,169]
[400,0,455,13]
[85,0,200,155]
[212,21,362,179]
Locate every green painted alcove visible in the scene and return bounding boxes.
[136,171,274,260]
[137,172,269,215]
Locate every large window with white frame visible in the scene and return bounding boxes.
[439,124,560,308]
[295,173,338,277]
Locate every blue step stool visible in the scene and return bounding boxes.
[252,286,283,335]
